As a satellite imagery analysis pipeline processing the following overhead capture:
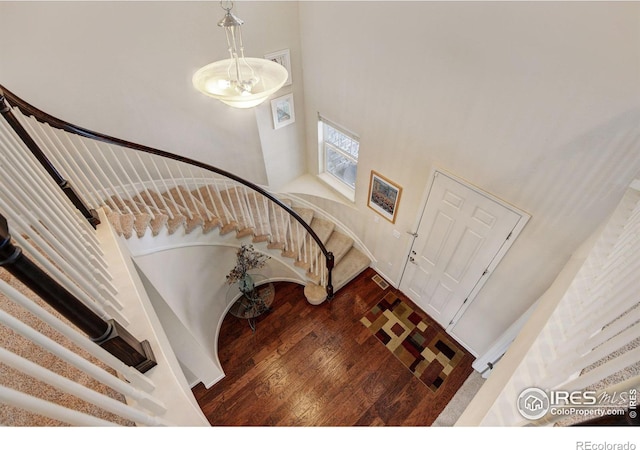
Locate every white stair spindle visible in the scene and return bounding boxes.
[92,141,144,215]
[47,125,102,209]
[189,166,213,221]
[0,309,165,415]
[12,232,126,324]
[0,180,104,292]
[0,280,154,392]
[0,126,96,262]
[0,348,170,426]
[137,153,174,218]
[164,159,193,219]
[0,387,116,427]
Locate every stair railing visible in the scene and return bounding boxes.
[0,85,335,300]
[0,109,177,425]
[460,184,640,426]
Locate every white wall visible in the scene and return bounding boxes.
[298,2,640,354]
[130,240,305,387]
[0,1,306,187]
[3,1,640,357]
[135,264,224,388]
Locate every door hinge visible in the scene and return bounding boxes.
[448,319,454,326]
[463,298,468,304]
[506,231,512,241]
[482,269,488,276]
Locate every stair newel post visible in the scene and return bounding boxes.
[0,93,100,228]
[0,214,156,373]
[325,251,335,301]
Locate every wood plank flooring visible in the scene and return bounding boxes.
[192,268,474,426]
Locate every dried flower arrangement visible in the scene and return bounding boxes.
[226,244,271,285]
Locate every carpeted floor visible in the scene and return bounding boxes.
[432,370,485,426]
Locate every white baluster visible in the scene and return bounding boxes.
[0,280,154,392]
[0,348,170,426]
[0,309,165,415]
[0,387,116,427]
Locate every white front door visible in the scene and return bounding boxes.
[400,171,525,329]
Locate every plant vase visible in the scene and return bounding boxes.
[238,273,255,298]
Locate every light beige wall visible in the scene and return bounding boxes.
[0,1,305,187]
[3,1,640,357]
[299,1,640,354]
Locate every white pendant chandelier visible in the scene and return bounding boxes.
[193,1,288,109]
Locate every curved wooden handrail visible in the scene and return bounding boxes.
[0,84,334,298]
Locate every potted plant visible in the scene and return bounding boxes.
[226,244,270,301]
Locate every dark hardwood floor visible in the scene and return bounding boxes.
[192,268,474,426]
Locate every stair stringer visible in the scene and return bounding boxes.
[121,220,311,288]
[102,179,374,303]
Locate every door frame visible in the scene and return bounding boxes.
[399,168,531,335]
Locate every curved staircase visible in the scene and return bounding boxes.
[0,84,373,425]
[103,184,371,304]
[0,84,372,306]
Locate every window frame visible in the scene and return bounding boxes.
[317,114,360,202]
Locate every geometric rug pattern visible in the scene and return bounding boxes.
[360,292,467,393]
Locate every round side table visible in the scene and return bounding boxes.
[226,274,274,332]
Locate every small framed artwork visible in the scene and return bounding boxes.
[264,49,292,86]
[368,171,403,223]
[271,93,295,129]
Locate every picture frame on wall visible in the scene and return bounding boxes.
[264,49,292,86]
[271,93,295,129]
[368,171,403,223]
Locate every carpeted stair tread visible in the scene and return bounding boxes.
[143,209,169,236]
[292,207,314,225]
[282,207,314,259]
[126,196,153,238]
[294,217,335,270]
[103,206,124,237]
[309,217,335,244]
[305,230,356,283]
[331,247,371,289]
[132,212,152,238]
[121,191,175,235]
[325,231,354,266]
[245,191,272,242]
[161,190,203,234]
[303,283,327,306]
[266,201,291,250]
[101,184,372,305]
[219,187,255,237]
[141,201,184,235]
[118,213,135,239]
[107,195,151,238]
[166,186,219,234]
[192,186,237,235]
[138,190,187,235]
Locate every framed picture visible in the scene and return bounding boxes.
[264,49,292,86]
[368,171,403,223]
[271,93,295,129]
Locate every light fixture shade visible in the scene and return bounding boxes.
[193,57,288,109]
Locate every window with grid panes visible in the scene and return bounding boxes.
[318,115,359,193]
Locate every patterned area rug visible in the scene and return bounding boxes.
[360,292,467,393]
